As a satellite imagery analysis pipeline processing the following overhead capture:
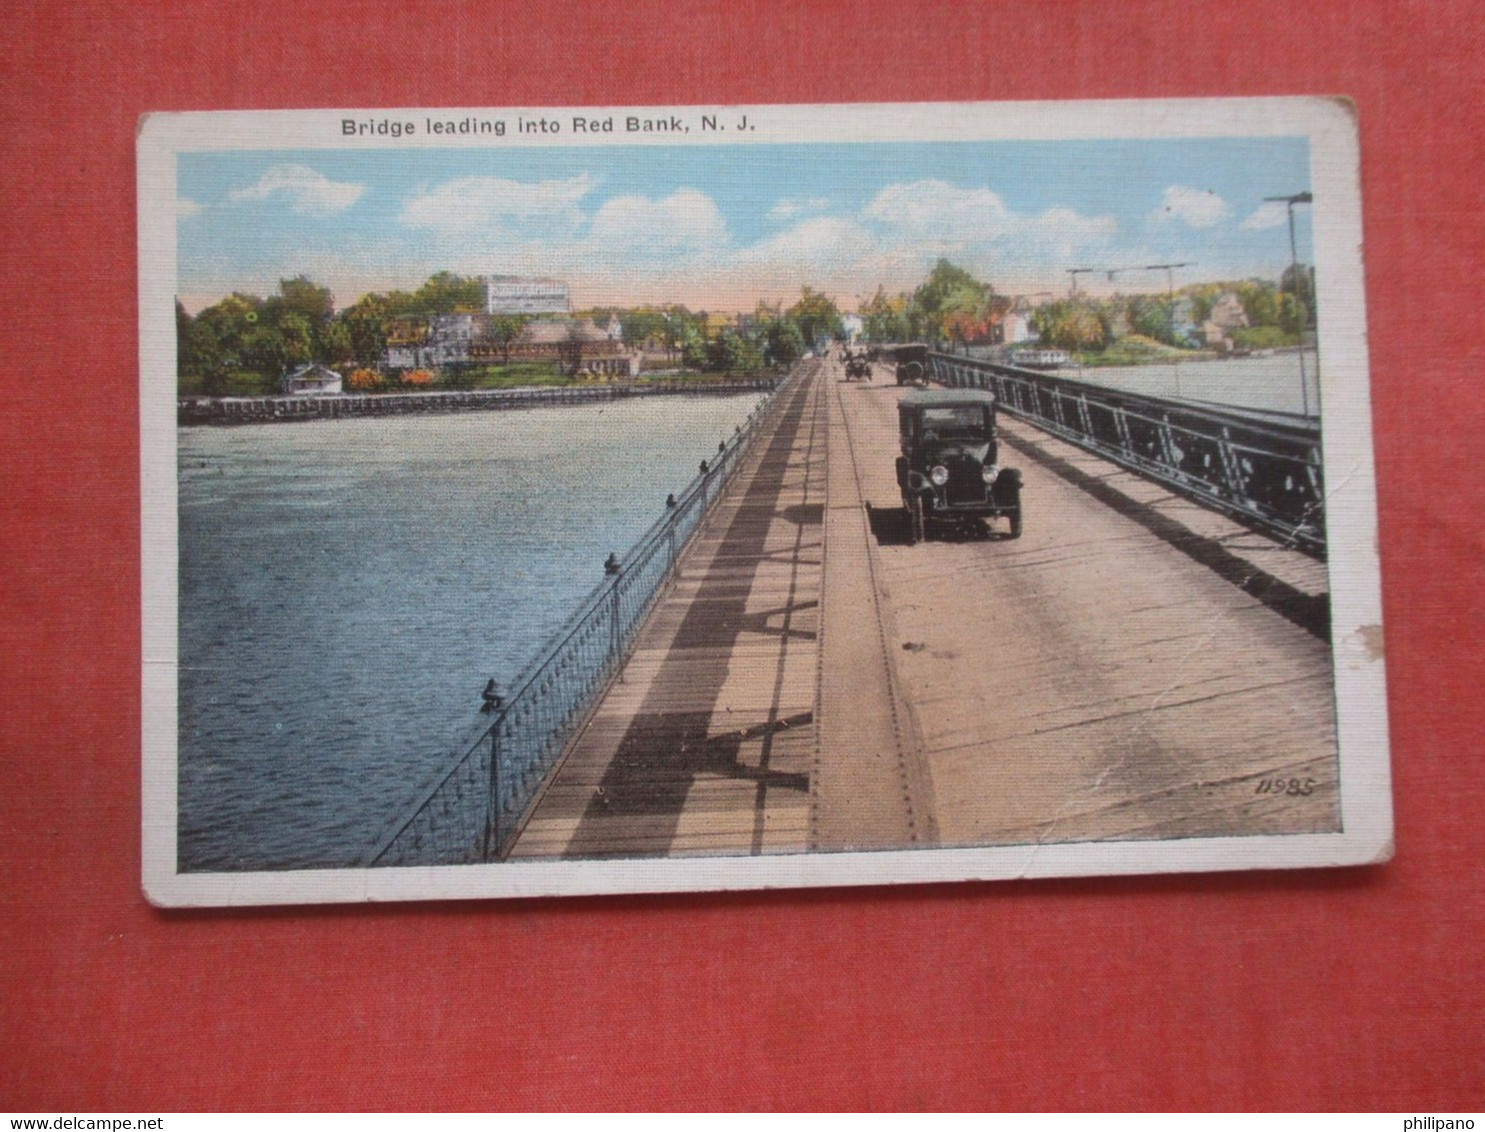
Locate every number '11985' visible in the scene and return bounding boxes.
[1255,777,1317,796]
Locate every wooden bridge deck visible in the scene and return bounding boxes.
[508,355,1338,860]
[508,369,826,859]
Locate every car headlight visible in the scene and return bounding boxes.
[929,465,949,486]
[982,464,1000,485]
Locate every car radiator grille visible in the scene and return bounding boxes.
[945,457,987,505]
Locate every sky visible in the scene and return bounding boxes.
[176,136,1315,315]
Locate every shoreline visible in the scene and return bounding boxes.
[177,376,781,427]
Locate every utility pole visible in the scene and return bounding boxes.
[1067,268,1099,297]
[1265,191,1314,416]
[1105,262,1193,300]
[1104,262,1194,399]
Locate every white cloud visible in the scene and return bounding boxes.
[1152,185,1228,229]
[863,180,1015,239]
[176,196,203,219]
[859,181,1118,281]
[399,173,595,236]
[1240,200,1291,230]
[765,197,830,222]
[228,164,365,216]
[587,189,728,257]
[741,216,872,264]
[1019,207,1120,259]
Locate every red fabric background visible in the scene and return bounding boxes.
[2,0,1481,1111]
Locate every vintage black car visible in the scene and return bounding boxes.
[843,349,872,382]
[892,344,929,387]
[895,388,1023,542]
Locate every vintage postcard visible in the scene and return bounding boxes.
[140,98,1391,906]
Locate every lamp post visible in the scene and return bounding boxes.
[1265,191,1314,415]
[1105,263,1193,398]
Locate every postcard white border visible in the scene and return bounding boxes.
[140,97,1391,906]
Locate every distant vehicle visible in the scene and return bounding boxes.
[843,349,872,382]
[895,389,1023,543]
[1010,348,1070,370]
[891,344,930,386]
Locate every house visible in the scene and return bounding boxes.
[1169,297,1201,346]
[385,312,482,369]
[475,317,629,375]
[1208,291,1250,331]
[282,363,343,395]
[1002,310,1036,345]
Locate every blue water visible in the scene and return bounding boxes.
[177,394,764,870]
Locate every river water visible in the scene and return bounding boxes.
[177,393,764,871]
[963,349,1322,416]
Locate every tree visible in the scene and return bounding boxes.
[680,324,708,369]
[1234,280,1281,328]
[272,275,334,328]
[487,314,530,364]
[787,286,843,349]
[1031,300,1111,352]
[177,301,227,393]
[239,323,289,375]
[708,329,763,373]
[276,312,315,367]
[318,319,353,366]
[196,293,261,360]
[620,307,669,350]
[413,271,484,314]
[342,294,390,368]
[1130,295,1177,345]
[765,318,806,365]
[910,259,1003,343]
[560,321,586,374]
[1279,292,1309,336]
[1279,264,1316,327]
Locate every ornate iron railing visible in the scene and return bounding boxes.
[925,352,1326,557]
[365,370,800,866]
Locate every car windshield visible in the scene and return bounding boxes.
[918,406,986,437]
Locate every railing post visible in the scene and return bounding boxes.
[609,569,623,666]
[482,711,506,861]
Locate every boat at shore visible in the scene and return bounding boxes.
[1010,348,1071,370]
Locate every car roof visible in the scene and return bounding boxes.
[899,388,997,409]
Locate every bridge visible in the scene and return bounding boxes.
[369,352,1338,866]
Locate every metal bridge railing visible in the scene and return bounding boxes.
[365,369,800,867]
[926,352,1326,557]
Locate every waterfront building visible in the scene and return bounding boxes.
[282,363,343,395]
[483,276,570,316]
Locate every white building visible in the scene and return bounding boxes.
[1002,311,1036,345]
[483,276,570,315]
[282,363,342,395]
